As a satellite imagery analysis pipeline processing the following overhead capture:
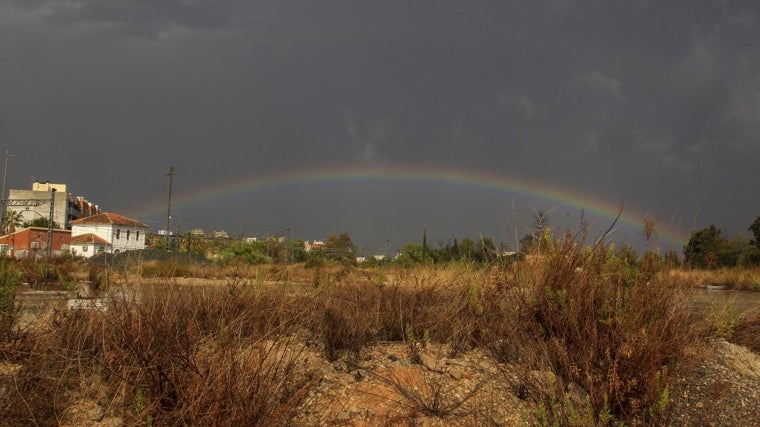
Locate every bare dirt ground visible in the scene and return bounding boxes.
[296,339,760,426]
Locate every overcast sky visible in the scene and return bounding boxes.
[1,0,758,254]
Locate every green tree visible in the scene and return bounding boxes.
[430,238,464,262]
[726,234,760,267]
[145,231,166,249]
[23,217,61,229]
[223,241,273,264]
[395,243,428,267]
[747,217,760,265]
[749,216,760,248]
[324,232,357,262]
[265,238,287,262]
[287,239,307,263]
[1,210,23,234]
[422,229,428,261]
[182,232,207,254]
[683,225,737,269]
[459,238,476,261]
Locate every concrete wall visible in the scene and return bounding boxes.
[8,189,77,229]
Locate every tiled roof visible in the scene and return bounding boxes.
[70,212,148,228]
[70,233,109,245]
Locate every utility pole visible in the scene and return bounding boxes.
[1,151,15,222]
[165,166,174,251]
[47,188,56,257]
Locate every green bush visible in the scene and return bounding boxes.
[221,242,273,265]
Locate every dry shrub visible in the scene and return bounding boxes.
[318,265,487,361]
[1,308,100,425]
[731,314,760,354]
[0,261,23,342]
[12,256,81,288]
[101,283,316,425]
[366,367,485,419]
[487,232,697,424]
[320,281,409,360]
[3,282,318,426]
[2,245,712,425]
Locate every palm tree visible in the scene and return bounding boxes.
[1,210,23,235]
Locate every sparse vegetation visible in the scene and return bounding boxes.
[1,222,759,425]
[0,260,22,341]
[485,228,697,424]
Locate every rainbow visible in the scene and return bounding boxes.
[129,163,685,248]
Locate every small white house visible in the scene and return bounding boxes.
[69,212,148,258]
[69,233,110,257]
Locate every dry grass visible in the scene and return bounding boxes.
[484,232,699,425]
[1,240,751,425]
[670,267,760,291]
[732,315,760,354]
[365,366,485,419]
[2,281,319,426]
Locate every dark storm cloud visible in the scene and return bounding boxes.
[1,0,759,249]
[18,0,241,36]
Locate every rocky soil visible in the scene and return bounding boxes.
[5,335,757,426]
[666,340,760,426]
[292,338,760,426]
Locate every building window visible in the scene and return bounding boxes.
[136,231,140,240]
[83,246,89,252]
[127,230,131,240]
[116,229,121,239]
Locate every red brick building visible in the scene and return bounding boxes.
[0,227,71,258]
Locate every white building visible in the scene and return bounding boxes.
[8,181,100,230]
[69,212,148,258]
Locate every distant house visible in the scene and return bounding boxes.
[305,240,325,252]
[212,230,229,239]
[0,227,71,258]
[69,212,148,258]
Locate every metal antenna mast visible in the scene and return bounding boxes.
[166,166,174,251]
